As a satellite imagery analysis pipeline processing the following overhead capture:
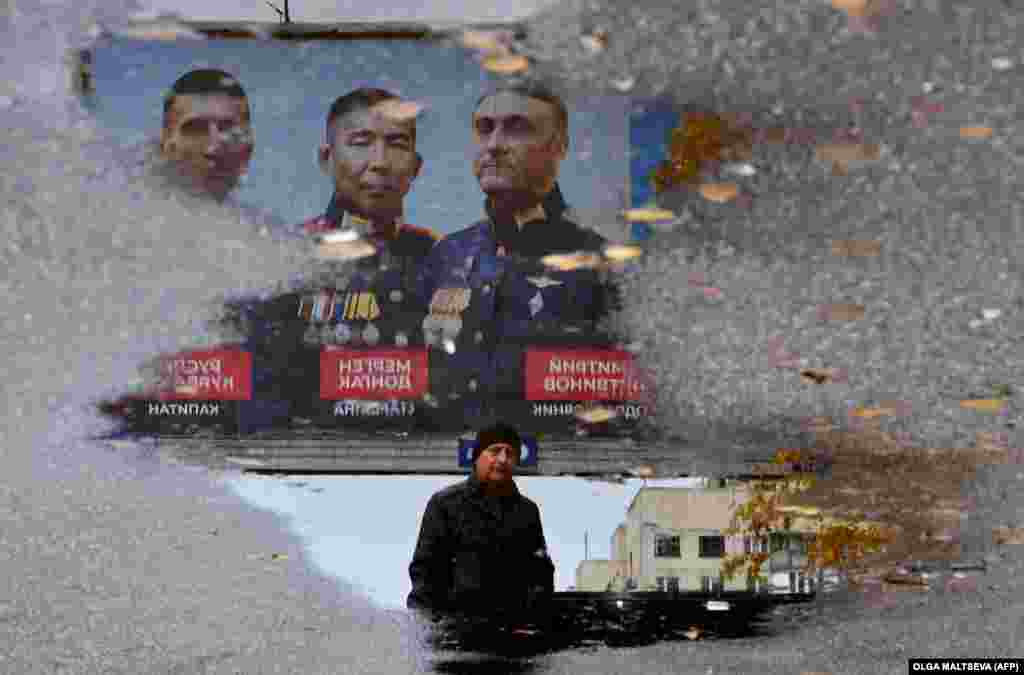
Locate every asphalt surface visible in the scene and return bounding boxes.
[2,0,1023,674]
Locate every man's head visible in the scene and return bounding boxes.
[319,88,423,225]
[471,84,569,207]
[160,69,253,200]
[472,422,523,486]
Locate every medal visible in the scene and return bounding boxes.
[320,323,336,344]
[429,287,471,316]
[334,323,352,344]
[421,315,441,347]
[389,289,403,303]
[339,291,381,321]
[394,331,408,348]
[527,276,563,289]
[363,322,380,346]
[440,316,463,340]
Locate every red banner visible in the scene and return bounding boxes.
[320,347,429,400]
[155,348,252,400]
[524,348,650,402]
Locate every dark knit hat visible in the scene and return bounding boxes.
[472,422,522,463]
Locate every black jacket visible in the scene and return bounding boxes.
[407,474,555,616]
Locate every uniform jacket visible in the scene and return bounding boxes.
[407,473,555,615]
[416,185,620,420]
[233,194,439,429]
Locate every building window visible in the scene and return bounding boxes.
[656,576,666,592]
[699,535,724,558]
[654,534,681,558]
[666,577,680,593]
[701,575,723,593]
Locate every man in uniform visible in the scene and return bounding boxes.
[407,422,555,620]
[159,68,254,202]
[231,88,439,430]
[418,84,618,429]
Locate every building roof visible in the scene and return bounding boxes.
[625,486,747,531]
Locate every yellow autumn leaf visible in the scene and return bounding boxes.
[960,399,1007,412]
[622,207,676,223]
[315,239,377,261]
[481,54,529,75]
[815,143,881,163]
[699,182,739,203]
[959,126,993,139]
[603,244,643,262]
[372,99,424,122]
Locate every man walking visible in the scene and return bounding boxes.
[407,422,555,619]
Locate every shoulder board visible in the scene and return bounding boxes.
[401,223,442,242]
[299,215,336,236]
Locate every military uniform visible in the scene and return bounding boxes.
[417,184,619,429]
[235,194,439,432]
[407,472,555,617]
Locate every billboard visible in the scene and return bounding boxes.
[87,26,686,475]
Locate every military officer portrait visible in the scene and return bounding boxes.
[159,68,255,202]
[228,87,439,430]
[417,83,620,427]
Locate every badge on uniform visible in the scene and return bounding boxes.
[527,276,563,289]
[299,289,338,321]
[429,287,471,316]
[424,287,470,347]
[337,292,381,321]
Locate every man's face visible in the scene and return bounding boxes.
[160,94,253,200]
[319,105,422,223]
[474,443,519,485]
[472,92,567,201]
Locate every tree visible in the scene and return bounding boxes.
[721,448,895,592]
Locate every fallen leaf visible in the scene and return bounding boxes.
[960,399,1007,412]
[832,239,882,257]
[622,207,676,223]
[115,20,207,41]
[800,368,847,385]
[541,252,603,271]
[271,553,289,561]
[850,406,892,419]
[991,57,1014,71]
[373,99,424,122]
[315,239,377,261]
[579,30,608,53]
[818,303,866,321]
[830,0,870,13]
[699,182,739,203]
[480,53,529,75]
[702,287,723,299]
[319,229,359,244]
[815,143,881,163]
[576,406,618,424]
[603,244,643,262]
[630,464,657,479]
[993,527,1024,545]
[959,126,993,139]
[459,30,510,53]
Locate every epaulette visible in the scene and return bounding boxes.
[300,215,336,236]
[402,223,442,242]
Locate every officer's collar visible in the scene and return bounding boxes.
[325,192,400,240]
[485,183,568,232]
